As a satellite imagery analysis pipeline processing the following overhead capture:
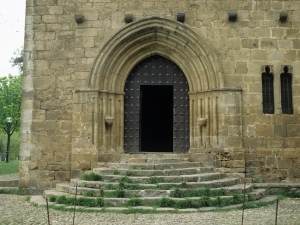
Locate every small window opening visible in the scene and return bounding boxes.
[281,66,293,114]
[262,66,274,114]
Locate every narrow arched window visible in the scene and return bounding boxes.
[281,66,293,114]
[262,66,274,114]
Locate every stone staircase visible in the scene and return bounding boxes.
[0,173,19,192]
[42,158,271,211]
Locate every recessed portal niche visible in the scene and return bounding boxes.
[124,55,190,154]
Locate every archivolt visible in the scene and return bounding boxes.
[89,17,224,93]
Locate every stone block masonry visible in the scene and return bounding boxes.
[20,0,300,190]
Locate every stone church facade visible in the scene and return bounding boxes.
[21,0,300,190]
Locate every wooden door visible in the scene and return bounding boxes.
[124,55,189,153]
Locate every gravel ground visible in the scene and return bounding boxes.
[0,195,300,225]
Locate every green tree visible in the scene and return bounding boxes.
[0,138,4,160]
[0,133,20,160]
[0,75,22,160]
[10,48,24,72]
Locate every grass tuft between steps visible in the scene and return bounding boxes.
[148,177,164,184]
[278,188,300,198]
[49,195,105,207]
[47,187,300,213]
[119,176,134,183]
[0,188,28,195]
[80,173,102,181]
[48,193,246,209]
[126,198,143,207]
[170,187,229,198]
[154,196,237,209]
[105,189,126,198]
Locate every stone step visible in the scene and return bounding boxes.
[70,177,239,190]
[250,188,268,200]
[194,177,239,188]
[67,183,253,198]
[0,180,19,187]
[108,162,201,170]
[43,194,252,208]
[127,158,190,163]
[253,183,300,195]
[93,167,214,176]
[36,193,276,212]
[219,183,253,194]
[45,190,235,207]
[124,153,190,163]
[95,173,226,184]
[103,195,236,207]
[56,183,70,193]
[0,187,19,192]
[45,189,73,198]
[220,195,278,210]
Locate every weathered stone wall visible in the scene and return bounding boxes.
[21,0,76,189]
[21,0,300,189]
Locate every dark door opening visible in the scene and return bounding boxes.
[140,85,173,152]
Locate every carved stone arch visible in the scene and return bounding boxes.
[82,17,233,153]
[89,17,224,93]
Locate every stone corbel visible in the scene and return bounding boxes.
[75,15,84,24]
[197,118,207,126]
[105,116,114,126]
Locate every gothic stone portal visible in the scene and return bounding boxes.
[124,55,190,153]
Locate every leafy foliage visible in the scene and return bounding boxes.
[10,48,24,72]
[0,132,20,160]
[0,139,4,160]
[0,75,22,137]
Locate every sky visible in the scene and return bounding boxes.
[0,0,26,77]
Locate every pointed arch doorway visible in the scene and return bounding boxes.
[124,55,190,154]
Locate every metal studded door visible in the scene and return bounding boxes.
[124,55,189,153]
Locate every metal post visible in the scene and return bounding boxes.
[73,185,78,225]
[275,198,279,225]
[242,182,246,225]
[46,197,51,225]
